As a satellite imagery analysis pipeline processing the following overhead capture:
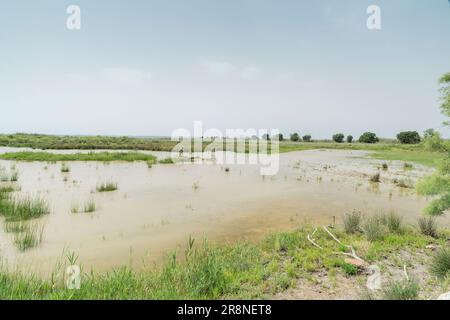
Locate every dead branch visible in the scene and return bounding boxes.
[323,226,365,263]
[307,228,323,250]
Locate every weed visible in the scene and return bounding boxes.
[96,181,118,192]
[429,248,450,279]
[343,211,362,234]
[418,216,438,238]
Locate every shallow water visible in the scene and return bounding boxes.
[0,148,445,275]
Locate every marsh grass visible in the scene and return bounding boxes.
[363,215,387,242]
[418,216,438,238]
[369,173,380,183]
[0,223,447,299]
[13,222,44,251]
[83,199,96,213]
[159,158,175,164]
[430,248,450,279]
[0,151,157,163]
[60,163,70,173]
[343,211,362,234]
[403,163,414,170]
[384,211,403,234]
[96,182,118,192]
[382,278,420,300]
[0,195,50,222]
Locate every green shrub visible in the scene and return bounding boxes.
[397,131,421,144]
[96,181,118,192]
[332,133,345,143]
[346,135,353,143]
[302,135,312,142]
[359,132,379,144]
[343,211,362,234]
[418,216,438,238]
[385,211,403,234]
[290,133,300,142]
[430,248,450,279]
[382,279,420,300]
[363,216,386,241]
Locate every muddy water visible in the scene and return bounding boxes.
[0,148,446,275]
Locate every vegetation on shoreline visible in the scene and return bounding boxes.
[0,151,157,163]
[0,217,448,300]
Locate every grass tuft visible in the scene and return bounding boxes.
[382,278,420,300]
[343,211,362,234]
[430,248,450,279]
[418,216,438,238]
[96,181,118,192]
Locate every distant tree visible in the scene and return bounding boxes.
[397,131,421,144]
[332,133,345,143]
[416,72,450,216]
[423,128,436,139]
[262,133,270,141]
[359,132,379,144]
[290,133,300,142]
[302,135,312,142]
[347,135,353,143]
[274,133,284,141]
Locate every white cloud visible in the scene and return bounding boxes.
[201,61,235,75]
[103,67,152,85]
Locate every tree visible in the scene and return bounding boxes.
[261,133,270,141]
[274,133,284,141]
[359,132,379,144]
[302,135,312,142]
[416,72,450,216]
[397,131,421,144]
[332,133,345,143]
[290,133,300,142]
[347,135,353,143]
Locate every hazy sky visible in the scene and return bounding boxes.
[1,0,449,138]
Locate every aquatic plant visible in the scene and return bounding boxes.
[417,216,438,238]
[96,181,118,192]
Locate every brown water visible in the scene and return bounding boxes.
[0,148,445,275]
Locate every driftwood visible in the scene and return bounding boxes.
[306,225,366,265]
[323,226,365,263]
[307,228,323,250]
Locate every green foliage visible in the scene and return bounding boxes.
[417,216,438,238]
[382,279,420,300]
[359,132,379,144]
[363,215,386,242]
[332,133,345,143]
[346,135,353,143]
[397,131,421,144]
[96,182,118,192]
[343,211,362,234]
[302,135,312,142]
[439,72,450,122]
[0,195,50,222]
[0,151,157,163]
[159,158,175,164]
[423,130,448,152]
[290,133,300,142]
[430,248,450,279]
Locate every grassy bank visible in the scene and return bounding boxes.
[0,151,157,163]
[1,217,449,299]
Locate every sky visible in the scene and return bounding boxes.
[1,0,449,138]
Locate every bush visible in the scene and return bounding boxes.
[332,133,345,143]
[359,132,379,144]
[369,173,380,183]
[385,211,403,234]
[430,248,450,279]
[397,131,421,144]
[382,279,420,300]
[302,135,312,142]
[363,216,386,241]
[290,133,300,142]
[343,211,362,234]
[417,216,438,238]
[346,135,353,143]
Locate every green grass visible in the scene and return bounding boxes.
[343,211,362,234]
[430,248,450,279]
[158,157,175,164]
[0,195,50,222]
[13,222,44,251]
[83,199,96,213]
[382,279,420,300]
[370,150,444,167]
[60,163,70,173]
[0,151,157,163]
[418,216,438,238]
[96,182,118,192]
[0,222,445,300]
